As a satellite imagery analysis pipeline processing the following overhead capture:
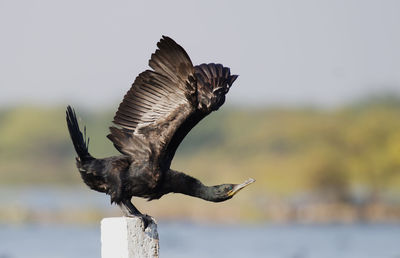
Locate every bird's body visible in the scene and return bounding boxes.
[66,36,254,226]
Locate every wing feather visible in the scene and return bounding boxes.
[108,36,238,170]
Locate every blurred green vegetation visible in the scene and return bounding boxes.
[1,95,400,204]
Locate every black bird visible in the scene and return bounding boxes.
[66,36,255,226]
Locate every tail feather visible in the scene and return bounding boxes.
[66,106,93,162]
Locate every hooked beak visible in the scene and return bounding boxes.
[227,178,256,197]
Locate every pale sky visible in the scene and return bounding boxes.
[1,0,400,109]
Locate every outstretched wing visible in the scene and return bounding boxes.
[108,36,238,170]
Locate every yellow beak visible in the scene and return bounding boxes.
[227,178,256,197]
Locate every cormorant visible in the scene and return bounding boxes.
[66,36,255,227]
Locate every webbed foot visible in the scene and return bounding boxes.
[119,199,155,229]
[138,214,154,229]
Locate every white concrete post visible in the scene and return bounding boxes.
[101,217,159,258]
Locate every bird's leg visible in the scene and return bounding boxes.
[120,199,141,216]
[120,199,154,229]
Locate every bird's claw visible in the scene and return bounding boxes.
[122,213,154,229]
[139,214,154,229]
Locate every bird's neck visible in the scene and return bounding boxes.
[162,169,216,201]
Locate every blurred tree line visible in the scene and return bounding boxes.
[1,95,400,205]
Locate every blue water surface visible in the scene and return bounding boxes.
[0,222,399,258]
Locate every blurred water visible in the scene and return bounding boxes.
[0,186,109,211]
[0,223,399,258]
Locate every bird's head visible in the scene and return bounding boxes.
[209,178,256,202]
